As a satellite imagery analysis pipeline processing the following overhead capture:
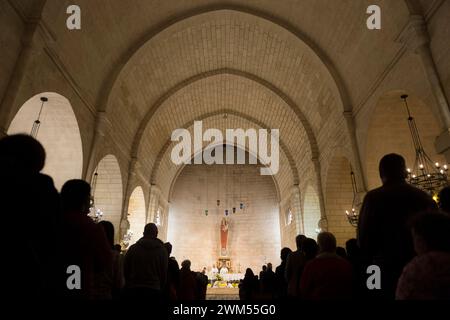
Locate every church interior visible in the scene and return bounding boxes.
[1,0,450,302]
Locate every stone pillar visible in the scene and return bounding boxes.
[397,14,450,161]
[147,184,162,224]
[147,184,170,240]
[118,156,139,241]
[343,111,368,193]
[312,158,328,231]
[291,185,303,235]
[84,111,112,179]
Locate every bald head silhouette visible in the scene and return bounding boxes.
[379,153,407,184]
[143,223,158,238]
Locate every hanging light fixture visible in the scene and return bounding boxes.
[401,94,449,201]
[89,171,103,223]
[30,96,48,138]
[345,169,360,227]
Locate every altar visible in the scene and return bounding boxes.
[208,273,244,282]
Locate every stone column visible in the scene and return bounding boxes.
[291,185,303,235]
[343,110,367,193]
[397,14,450,161]
[312,158,328,231]
[119,156,139,241]
[147,184,162,224]
[147,184,170,240]
[84,111,112,179]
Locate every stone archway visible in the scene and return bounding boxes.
[92,154,123,242]
[7,92,83,190]
[167,148,281,273]
[325,156,356,246]
[127,186,147,245]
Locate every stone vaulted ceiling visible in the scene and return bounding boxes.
[27,0,434,198]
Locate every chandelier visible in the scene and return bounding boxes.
[401,95,449,201]
[30,96,48,138]
[345,169,360,227]
[89,171,103,223]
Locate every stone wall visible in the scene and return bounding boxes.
[168,163,281,273]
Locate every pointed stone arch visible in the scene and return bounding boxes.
[91,154,123,241]
[7,92,83,190]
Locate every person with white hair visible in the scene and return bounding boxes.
[300,232,353,300]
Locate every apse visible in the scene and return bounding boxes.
[167,156,281,273]
[127,186,147,246]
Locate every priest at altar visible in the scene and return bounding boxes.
[220,265,229,274]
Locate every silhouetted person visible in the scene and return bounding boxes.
[285,234,307,298]
[357,153,436,299]
[439,186,450,215]
[261,263,276,298]
[0,134,61,299]
[275,247,292,299]
[396,212,450,299]
[300,232,353,300]
[345,239,360,263]
[239,268,259,300]
[196,268,209,300]
[123,223,168,301]
[346,238,365,298]
[259,265,267,283]
[178,260,198,300]
[302,238,318,261]
[164,242,180,301]
[61,179,112,300]
[336,247,347,259]
[95,221,124,299]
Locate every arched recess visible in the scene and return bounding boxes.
[167,146,281,272]
[127,186,147,245]
[168,143,283,204]
[92,154,123,241]
[303,184,321,239]
[146,113,296,204]
[365,90,445,190]
[325,156,356,246]
[7,92,83,190]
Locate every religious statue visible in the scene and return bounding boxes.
[220,217,229,256]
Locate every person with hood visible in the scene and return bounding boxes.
[123,223,168,300]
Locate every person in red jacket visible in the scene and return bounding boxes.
[300,232,353,300]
